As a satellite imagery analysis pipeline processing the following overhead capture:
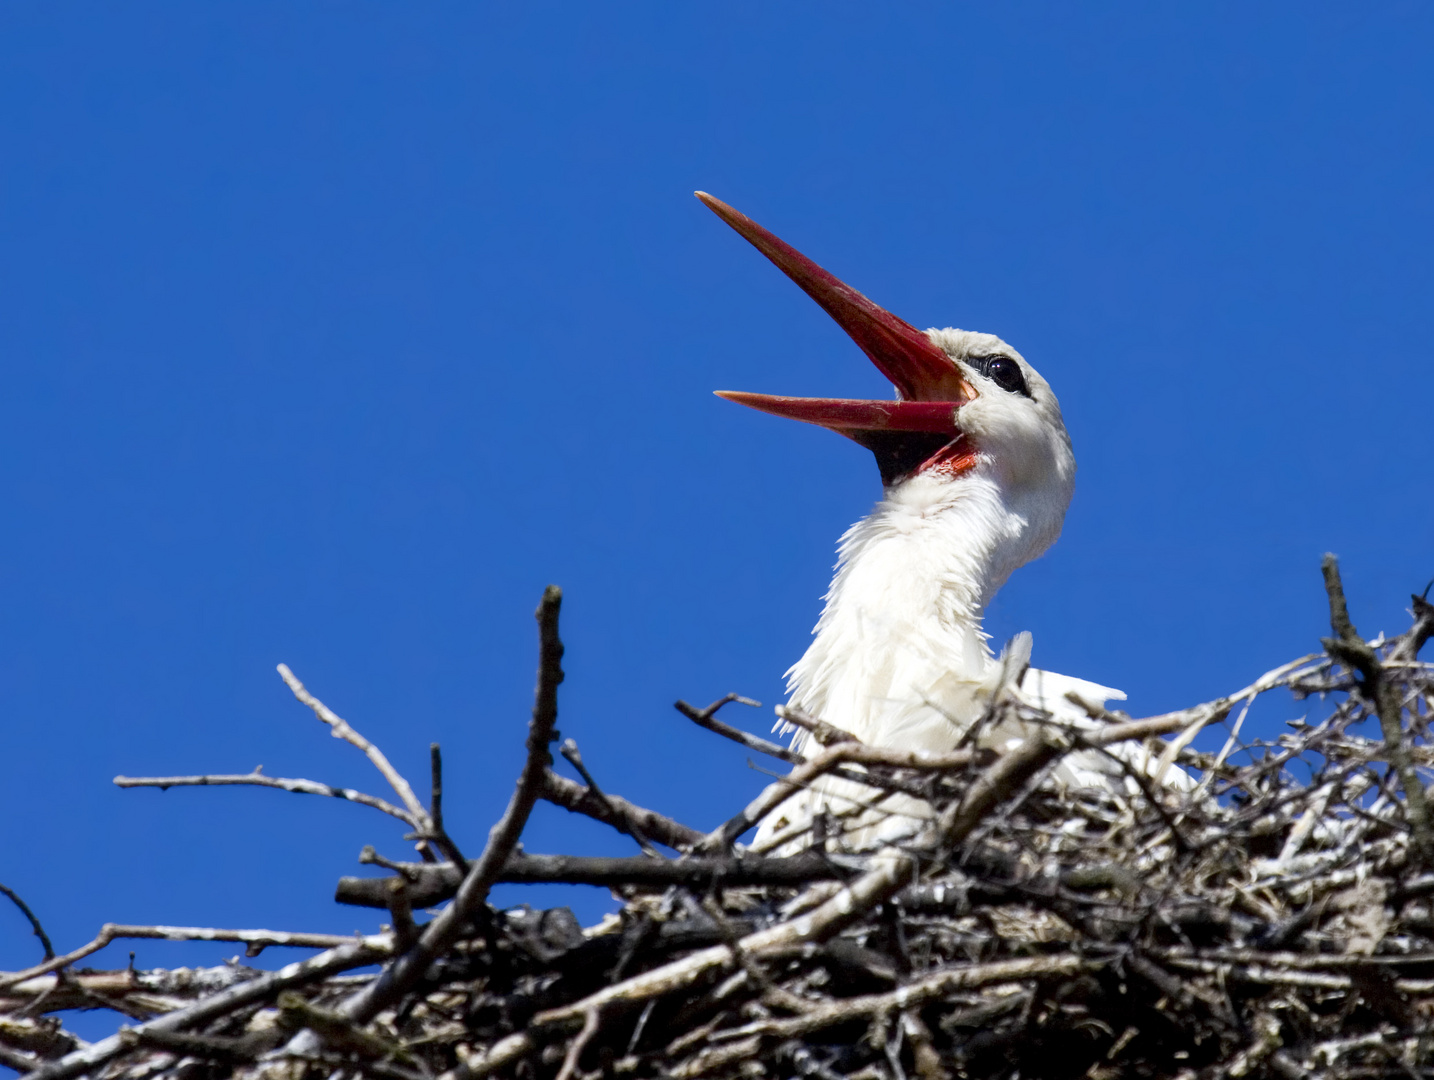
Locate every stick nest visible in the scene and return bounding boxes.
[4,563,1434,1080]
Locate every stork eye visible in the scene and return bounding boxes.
[978,355,1029,397]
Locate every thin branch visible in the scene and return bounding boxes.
[0,925,383,992]
[0,1045,39,1074]
[1071,653,1324,749]
[0,883,54,961]
[359,844,423,880]
[1321,553,1433,863]
[334,850,855,908]
[384,879,418,950]
[275,990,414,1063]
[699,741,990,853]
[20,936,389,1080]
[774,705,860,747]
[114,770,417,827]
[727,954,1097,1041]
[1393,589,1434,663]
[427,743,466,865]
[674,695,797,763]
[540,769,704,851]
[560,739,660,856]
[552,1007,599,1080]
[275,663,430,825]
[309,584,565,1039]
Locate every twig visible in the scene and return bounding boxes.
[0,1042,39,1074]
[427,742,466,866]
[0,925,382,992]
[275,991,414,1063]
[334,849,856,908]
[0,970,196,1015]
[675,695,797,763]
[269,1051,429,1080]
[700,742,989,852]
[276,663,430,826]
[116,1026,263,1066]
[384,880,418,950]
[932,730,1068,853]
[901,1010,950,1080]
[552,1007,599,1080]
[774,705,859,747]
[114,770,418,827]
[311,584,565,1037]
[560,739,660,856]
[1155,946,1434,970]
[1158,955,1434,994]
[360,845,423,880]
[540,769,704,851]
[1392,589,1434,663]
[21,936,389,1080]
[726,954,1097,1041]
[0,883,55,961]
[1073,654,1323,749]
[1321,554,1433,863]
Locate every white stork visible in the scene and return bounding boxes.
[698,193,1159,853]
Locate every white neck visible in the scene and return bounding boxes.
[785,469,1044,752]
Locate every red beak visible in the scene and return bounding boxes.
[697,192,976,483]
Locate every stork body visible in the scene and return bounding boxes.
[696,194,1163,852]
[753,330,1127,851]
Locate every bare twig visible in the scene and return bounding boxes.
[540,769,703,851]
[359,845,423,879]
[1321,554,1433,862]
[276,663,430,826]
[334,849,854,908]
[0,925,382,993]
[427,742,466,866]
[700,741,989,853]
[0,883,54,962]
[560,739,660,856]
[114,770,418,827]
[774,705,859,747]
[552,1007,599,1080]
[675,695,796,763]
[384,880,418,950]
[307,584,565,1040]
[1392,589,1434,663]
[728,954,1097,1040]
[276,991,413,1062]
[0,1042,39,1073]
[22,936,389,1080]
[1069,653,1323,749]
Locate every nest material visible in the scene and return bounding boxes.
[3,563,1434,1080]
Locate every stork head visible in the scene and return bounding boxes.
[701,193,1075,559]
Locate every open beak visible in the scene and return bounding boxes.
[698,193,976,483]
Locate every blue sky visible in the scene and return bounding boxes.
[1,2,1431,997]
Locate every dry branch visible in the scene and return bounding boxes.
[539,768,704,851]
[304,583,566,1036]
[1321,553,1434,863]
[113,770,418,826]
[335,850,856,908]
[276,663,429,825]
[675,695,796,763]
[0,884,54,963]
